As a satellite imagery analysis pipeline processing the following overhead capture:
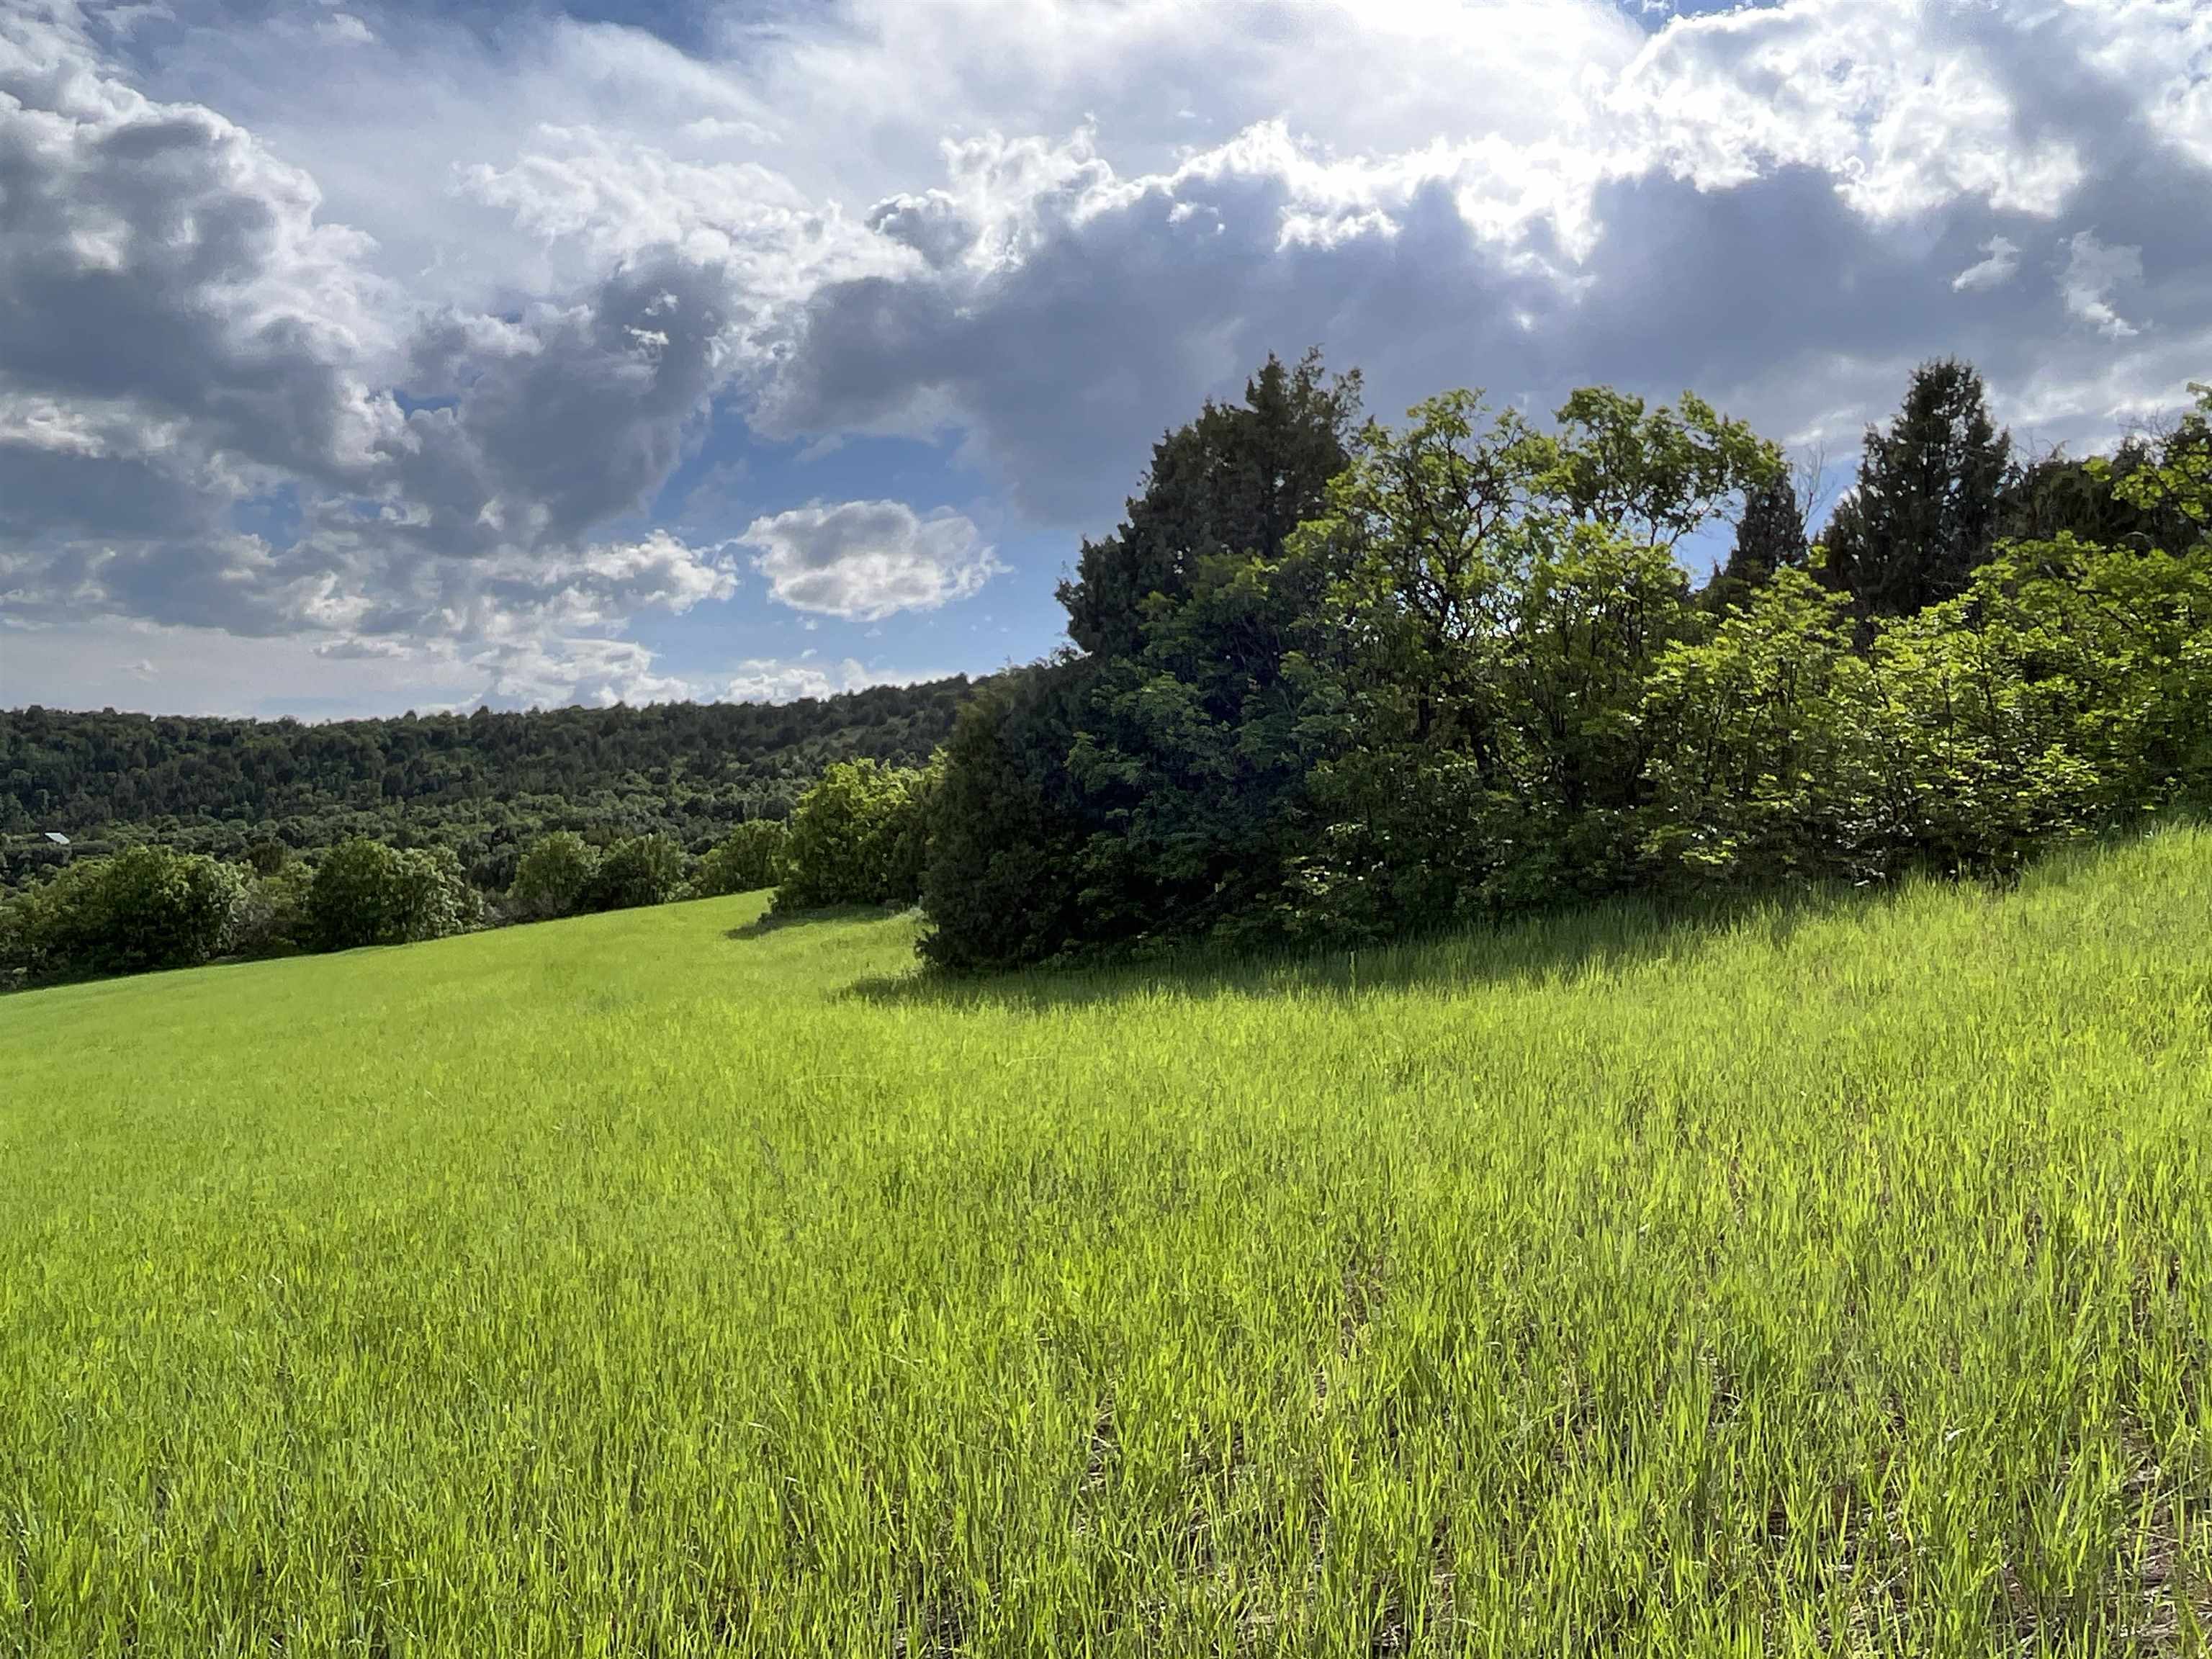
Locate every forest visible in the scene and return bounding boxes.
[0,678,969,891]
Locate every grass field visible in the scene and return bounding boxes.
[4,830,2210,1655]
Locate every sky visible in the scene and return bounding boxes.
[1,0,2208,719]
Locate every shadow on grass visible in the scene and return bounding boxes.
[841,883,1871,1014]
[725,903,907,942]
[842,828,2164,1015]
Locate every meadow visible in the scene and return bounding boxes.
[3,828,2209,1656]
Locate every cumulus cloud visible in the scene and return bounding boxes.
[2059,231,2146,341]
[737,501,1000,621]
[1953,236,2021,293]
[722,656,878,703]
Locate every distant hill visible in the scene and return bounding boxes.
[0,680,974,890]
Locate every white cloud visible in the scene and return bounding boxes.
[721,656,877,703]
[1953,235,2021,293]
[737,501,1001,621]
[2059,230,2146,340]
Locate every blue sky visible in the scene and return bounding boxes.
[2,0,2208,717]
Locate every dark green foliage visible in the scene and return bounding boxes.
[1056,351,1359,659]
[244,837,292,878]
[1,678,972,893]
[1821,359,2012,618]
[508,832,600,921]
[0,845,244,981]
[1704,472,1809,613]
[773,760,937,914]
[689,821,789,898]
[231,864,315,961]
[305,839,480,952]
[581,835,691,913]
[920,663,1097,971]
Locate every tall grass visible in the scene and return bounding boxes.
[3,829,2208,1655]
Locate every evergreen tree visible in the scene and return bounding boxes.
[1704,472,1809,614]
[1822,359,2012,618]
[1056,350,1360,658]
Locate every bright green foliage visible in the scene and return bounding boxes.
[689,820,789,898]
[774,758,937,913]
[0,845,244,981]
[582,834,692,913]
[507,831,601,920]
[305,838,480,951]
[5,835,2212,1651]
[1642,570,1889,884]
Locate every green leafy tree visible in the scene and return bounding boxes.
[305,839,480,951]
[243,837,291,878]
[1822,359,2013,619]
[232,863,315,959]
[1642,571,1897,886]
[509,832,600,920]
[774,759,934,912]
[0,845,245,980]
[581,835,690,912]
[689,821,789,898]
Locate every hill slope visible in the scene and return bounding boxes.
[3,830,2208,1652]
[0,678,972,887]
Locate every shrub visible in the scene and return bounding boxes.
[774,759,936,913]
[580,835,689,912]
[305,839,480,952]
[920,663,1094,971]
[509,832,600,921]
[232,863,316,959]
[690,820,788,898]
[0,845,246,981]
[244,838,292,878]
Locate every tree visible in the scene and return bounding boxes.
[581,835,690,912]
[920,662,1095,971]
[0,845,245,980]
[1821,359,2012,619]
[305,839,479,951]
[690,821,788,898]
[773,760,935,912]
[1056,350,1360,658]
[509,832,600,920]
[1703,469,1812,614]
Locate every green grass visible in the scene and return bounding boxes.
[4,830,2211,1656]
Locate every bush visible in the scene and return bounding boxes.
[920,663,1095,971]
[0,845,246,981]
[774,759,937,913]
[305,839,480,952]
[232,863,315,959]
[509,832,600,920]
[690,820,788,898]
[580,835,689,912]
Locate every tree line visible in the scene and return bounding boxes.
[0,679,970,893]
[765,353,2211,971]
